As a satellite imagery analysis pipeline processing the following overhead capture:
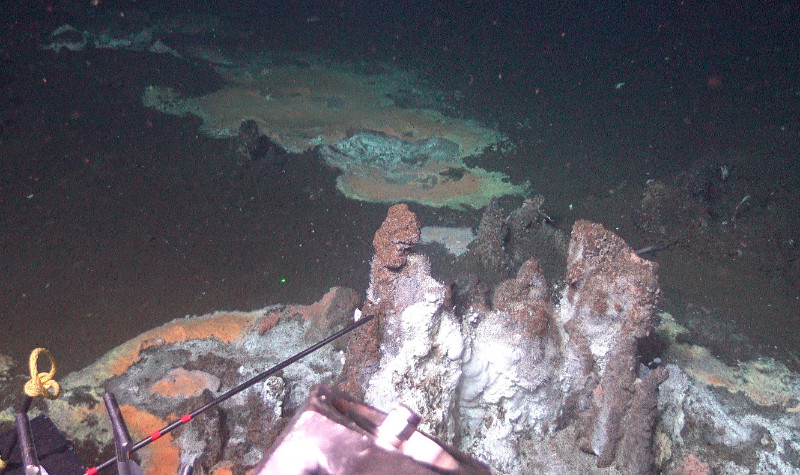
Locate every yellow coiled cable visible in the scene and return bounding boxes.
[0,348,61,471]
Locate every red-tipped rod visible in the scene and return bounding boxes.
[85,314,374,475]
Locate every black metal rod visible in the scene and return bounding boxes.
[103,392,136,475]
[19,395,33,415]
[88,314,373,474]
[0,397,32,468]
[15,411,40,472]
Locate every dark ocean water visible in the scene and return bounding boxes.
[1,0,798,375]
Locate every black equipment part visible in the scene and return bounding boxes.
[0,415,83,475]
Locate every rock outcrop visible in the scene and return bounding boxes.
[342,206,664,474]
[343,203,463,439]
[559,220,661,468]
[5,204,796,474]
[1,288,362,473]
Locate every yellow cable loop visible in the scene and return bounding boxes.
[23,348,60,400]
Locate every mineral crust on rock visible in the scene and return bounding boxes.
[342,207,666,474]
[458,259,563,473]
[558,220,661,468]
[355,203,464,439]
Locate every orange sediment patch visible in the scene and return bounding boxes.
[90,311,260,379]
[293,287,339,320]
[142,59,527,208]
[698,373,733,388]
[120,405,180,475]
[672,342,799,408]
[193,64,503,157]
[339,162,481,203]
[290,287,359,330]
[149,367,221,399]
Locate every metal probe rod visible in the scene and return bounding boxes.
[85,314,374,474]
